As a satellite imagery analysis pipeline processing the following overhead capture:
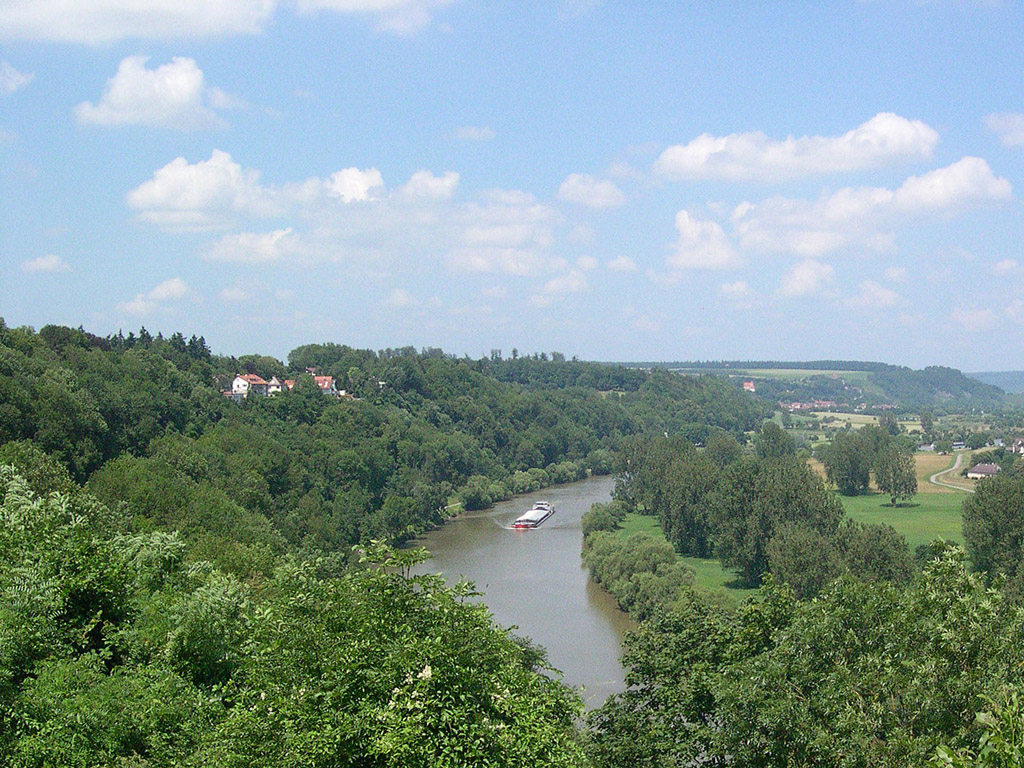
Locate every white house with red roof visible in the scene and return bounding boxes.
[232,373,269,398]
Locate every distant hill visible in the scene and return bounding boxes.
[969,371,1024,395]
[612,360,1007,411]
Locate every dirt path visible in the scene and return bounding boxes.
[929,451,975,494]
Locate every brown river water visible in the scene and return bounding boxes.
[411,475,633,710]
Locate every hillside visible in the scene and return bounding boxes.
[969,370,1024,395]
[618,360,1007,411]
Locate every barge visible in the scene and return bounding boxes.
[512,501,554,529]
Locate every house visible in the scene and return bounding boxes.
[267,376,287,394]
[967,463,1001,480]
[952,440,966,451]
[314,375,338,396]
[232,373,269,398]
[742,381,756,393]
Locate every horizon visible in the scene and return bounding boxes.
[2,2,1024,370]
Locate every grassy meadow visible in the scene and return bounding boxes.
[614,452,972,606]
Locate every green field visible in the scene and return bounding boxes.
[734,368,873,383]
[839,491,965,551]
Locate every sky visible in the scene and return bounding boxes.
[2,1,1024,369]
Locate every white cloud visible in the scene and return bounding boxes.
[119,277,189,315]
[447,190,558,276]
[893,156,1012,211]
[0,0,455,42]
[149,276,189,300]
[219,286,248,303]
[455,125,495,141]
[0,61,32,94]
[985,112,1024,147]
[75,56,238,130]
[576,255,598,270]
[293,0,452,35]
[666,210,740,273]
[993,258,1020,274]
[326,167,385,203]
[733,157,1012,257]
[655,113,939,183]
[0,0,276,43]
[778,259,833,298]
[127,149,276,230]
[557,173,625,208]
[21,254,69,272]
[529,269,586,306]
[205,228,296,263]
[720,280,750,297]
[883,266,907,282]
[951,307,998,331]
[384,287,414,308]
[844,280,900,309]
[400,169,459,200]
[607,255,637,272]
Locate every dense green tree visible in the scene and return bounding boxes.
[820,429,874,495]
[711,455,843,587]
[591,547,1024,768]
[876,445,919,505]
[963,471,1024,580]
[754,420,796,459]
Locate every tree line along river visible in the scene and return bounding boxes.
[412,475,632,709]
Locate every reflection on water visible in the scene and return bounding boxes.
[412,475,633,709]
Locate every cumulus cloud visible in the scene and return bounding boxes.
[0,61,32,94]
[883,266,907,282]
[0,0,455,42]
[384,288,414,308]
[557,173,625,208]
[325,167,385,203]
[720,280,750,297]
[778,259,833,298]
[733,157,1012,257]
[654,112,939,183]
[400,169,459,200]
[293,0,453,35]
[993,258,1020,274]
[455,125,495,141]
[127,149,277,230]
[607,255,637,272]
[21,254,69,272]
[576,255,598,270]
[665,210,740,274]
[219,286,249,302]
[844,280,900,309]
[951,306,998,332]
[205,228,297,263]
[530,269,588,307]
[75,57,239,130]
[446,190,558,276]
[0,0,276,43]
[985,112,1024,147]
[119,277,189,315]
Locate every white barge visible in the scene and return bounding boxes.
[512,501,554,529]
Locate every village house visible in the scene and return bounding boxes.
[231,373,269,399]
[967,462,1001,480]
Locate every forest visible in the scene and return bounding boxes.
[0,319,763,767]
[6,319,1024,766]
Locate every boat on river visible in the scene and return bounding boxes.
[511,501,554,529]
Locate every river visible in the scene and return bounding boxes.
[411,475,633,710]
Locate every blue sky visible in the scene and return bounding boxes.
[2,1,1024,369]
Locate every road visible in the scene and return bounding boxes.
[928,451,975,494]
